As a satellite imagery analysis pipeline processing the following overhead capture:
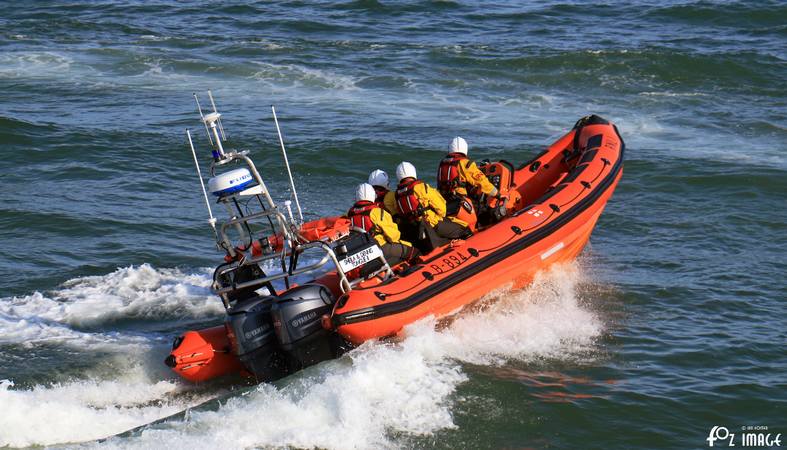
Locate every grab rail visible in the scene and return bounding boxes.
[213,240,352,297]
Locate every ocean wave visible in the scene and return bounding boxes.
[0,115,58,141]
[0,367,213,448]
[647,2,787,28]
[638,91,707,97]
[83,263,601,450]
[138,34,169,42]
[0,264,222,340]
[238,37,284,50]
[0,51,74,79]
[250,62,359,91]
[0,264,229,446]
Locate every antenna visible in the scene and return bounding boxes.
[284,200,295,223]
[186,129,218,236]
[193,93,213,147]
[194,92,228,162]
[272,105,304,224]
[208,90,227,142]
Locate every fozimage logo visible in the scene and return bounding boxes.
[707,425,782,447]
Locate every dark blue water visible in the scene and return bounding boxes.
[0,1,785,448]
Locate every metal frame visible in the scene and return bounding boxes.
[213,240,353,296]
[189,92,396,310]
[214,215,395,305]
[208,154,394,304]
[209,152,297,257]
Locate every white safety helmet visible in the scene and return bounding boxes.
[355,183,376,203]
[368,169,389,188]
[396,161,417,181]
[449,136,468,155]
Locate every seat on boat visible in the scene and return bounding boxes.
[476,160,523,228]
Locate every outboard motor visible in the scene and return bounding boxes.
[271,284,344,371]
[225,295,286,382]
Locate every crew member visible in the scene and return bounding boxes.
[437,136,499,200]
[347,183,420,268]
[437,136,501,228]
[394,161,471,253]
[367,169,397,215]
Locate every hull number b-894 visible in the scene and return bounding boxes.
[429,251,469,274]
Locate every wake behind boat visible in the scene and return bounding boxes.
[165,93,624,384]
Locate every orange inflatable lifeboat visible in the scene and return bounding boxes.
[329,115,623,343]
[166,114,623,383]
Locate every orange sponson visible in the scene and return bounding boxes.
[165,325,244,382]
[331,118,624,344]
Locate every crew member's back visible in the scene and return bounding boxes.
[394,161,471,253]
[347,183,419,269]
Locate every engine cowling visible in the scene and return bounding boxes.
[225,295,285,382]
[271,284,344,371]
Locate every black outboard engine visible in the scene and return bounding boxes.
[225,295,286,382]
[226,284,347,382]
[271,284,344,371]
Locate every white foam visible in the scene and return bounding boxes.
[250,62,359,91]
[0,264,222,345]
[639,91,706,97]
[139,35,168,42]
[611,113,786,168]
[0,51,74,79]
[89,263,601,450]
[0,305,216,448]
[0,366,212,448]
[241,38,283,50]
[585,49,632,55]
[0,306,140,349]
[0,263,600,448]
[101,341,466,450]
